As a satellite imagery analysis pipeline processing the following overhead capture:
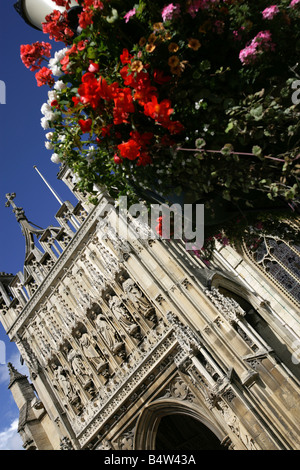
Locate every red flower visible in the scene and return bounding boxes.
[118,139,141,160]
[78,10,94,29]
[20,42,52,72]
[114,154,123,164]
[88,62,100,73]
[82,0,103,8]
[100,124,112,137]
[98,77,118,100]
[42,10,74,43]
[166,120,185,135]
[120,49,133,65]
[113,88,135,124]
[153,69,172,84]
[52,0,71,9]
[77,40,88,51]
[78,118,92,133]
[114,88,134,113]
[35,67,54,87]
[72,96,81,106]
[144,96,173,123]
[137,151,152,166]
[78,72,101,109]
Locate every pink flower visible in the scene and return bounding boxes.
[124,8,136,23]
[262,5,280,19]
[161,3,181,22]
[239,30,275,65]
[88,62,99,73]
[187,0,219,17]
[290,0,300,7]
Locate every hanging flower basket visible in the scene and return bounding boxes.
[20,0,300,260]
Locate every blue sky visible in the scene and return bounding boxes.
[0,0,77,449]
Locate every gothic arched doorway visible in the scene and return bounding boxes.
[134,399,226,450]
[155,413,225,450]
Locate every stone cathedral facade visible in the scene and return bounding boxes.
[1,165,300,451]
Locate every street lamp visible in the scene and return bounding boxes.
[14,0,82,31]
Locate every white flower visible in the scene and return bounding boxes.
[45,141,54,150]
[54,80,67,91]
[106,8,118,23]
[49,47,68,77]
[46,132,54,140]
[41,103,52,116]
[41,117,50,130]
[51,153,61,164]
[47,90,58,105]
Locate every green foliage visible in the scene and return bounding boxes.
[34,0,300,258]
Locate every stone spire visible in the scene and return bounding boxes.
[5,193,45,263]
[7,362,27,389]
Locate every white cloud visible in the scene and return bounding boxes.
[0,419,24,450]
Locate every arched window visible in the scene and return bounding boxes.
[215,286,300,381]
[246,237,300,307]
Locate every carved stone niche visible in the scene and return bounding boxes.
[61,341,97,396]
[89,305,126,360]
[105,291,142,341]
[50,359,83,415]
[73,324,110,382]
[121,276,157,325]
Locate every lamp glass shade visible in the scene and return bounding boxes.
[21,0,78,30]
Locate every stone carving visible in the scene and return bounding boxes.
[69,274,93,311]
[80,253,106,291]
[95,439,113,450]
[16,336,40,375]
[108,294,140,338]
[167,312,202,356]
[217,399,259,450]
[53,363,75,400]
[97,219,131,255]
[43,309,64,347]
[75,330,108,376]
[60,436,74,450]
[52,362,83,414]
[91,309,124,356]
[204,287,245,324]
[117,428,135,450]
[65,345,95,395]
[122,278,157,323]
[205,288,266,353]
[93,237,119,278]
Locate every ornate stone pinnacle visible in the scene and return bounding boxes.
[5,193,26,222]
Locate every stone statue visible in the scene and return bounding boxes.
[75,330,107,373]
[92,310,124,355]
[65,345,94,393]
[122,278,156,322]
[108,294,139,337]
[52,362,82,412]
[53,363,73,398]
